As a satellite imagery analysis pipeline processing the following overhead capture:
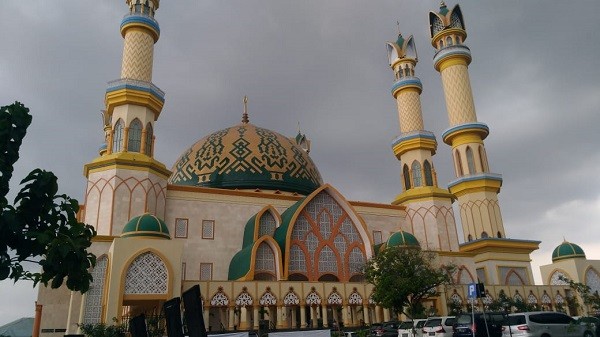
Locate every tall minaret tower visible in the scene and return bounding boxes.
[428,3,506,243]
[387,32,459,252]
[83,0,170,237]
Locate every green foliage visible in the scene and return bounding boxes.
[560,275,600,313]
[363,246,456,319]
[0,102,96,292]
[79,318,126,337]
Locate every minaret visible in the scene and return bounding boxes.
[428,3,505,242]
[387,32,458,252]
[83,0,170,237]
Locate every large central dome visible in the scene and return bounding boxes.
[169,123,323,195]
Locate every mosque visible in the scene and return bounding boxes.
[34,1,600,336]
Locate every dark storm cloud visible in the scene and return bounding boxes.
[0,1,599,323]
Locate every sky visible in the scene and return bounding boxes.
[1,0,599,326]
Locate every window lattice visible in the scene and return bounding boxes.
[513,292,523,302]
[318,246,337,273]
[283,291,300,305]
[200,263,212,281]
[202,220,214,239]
[541,292,552,304]
[411,161,422,187]
[83,256,108,324]
[235,291,253,306]
[255,243,275,272]
[431,16,444,36]
[450,292,463,305]
[482,293,493,305]
[260,291,277,306]
[144,123,153,155]
[128,118,143,152]
[306,192,343,224]
[124,252,168,295]
[292,216,310,240]
[527,293,538,304]
[258,212,276,237]
[555,293,564,304]
[306,232,318,253]
[340,218,360,243]
[289,245,306,272]
[211,289,229,306]
[348,291,362,305]
[368,294,376,305]
[348,248,365,274]
[319,212,332,239]
[586,269,600,294]
[113,119,124,152]
[450,11,463,29]
[334,235,346,257]
[306,291,322,306]
[327,291,343,305]
[550,271,569,285]
[175,218,188,238]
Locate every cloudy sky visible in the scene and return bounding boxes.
[1,1,599,326]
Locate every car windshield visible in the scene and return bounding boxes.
[399,322,414,329]
[425,319,442,327]
[506,315,526,325]
[456,315,472,324]
[416,321,426,328]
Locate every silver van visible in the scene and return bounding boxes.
[502,311,593,337]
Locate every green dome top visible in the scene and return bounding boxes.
[121,213,171,239]
[169,123,323,195]
[552,240,586,262]
[387,231,420,248]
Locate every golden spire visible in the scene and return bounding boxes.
[242,95,249,124]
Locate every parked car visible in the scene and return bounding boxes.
[502,311,594,337]
[422,316,455,337]
[452,312,505,337]
[398,319,427,337]
[371,321,401,337]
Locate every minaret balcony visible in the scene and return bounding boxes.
[105,78,165,116]
[433,44,471,71]
[391,130,437,158]
[121,13,160,41]
[447,172,503,197]
[391,76,423,96]
[442,122,489,146]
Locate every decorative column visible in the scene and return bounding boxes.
[228,307,235,330]
[276,305,285,329]
[383,308,390,322]
[239,306,248,330]
[300,306,307,328]
[322,305,329,327]
[375,305,382,323]
[253,306,259,330]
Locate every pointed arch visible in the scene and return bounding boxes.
[411,161,422,187]
[123,250,170,299]
[549,269,570,285]
[454,150,463,176]
[386,42,400,66]
[585,266,600,294]
[429,12,445,38]
[456,266,475,285]
[449,5,465,30]
[145,122,153,156]
[256,206,281,238]
[478,145,488,172]
[128,118,143,152]
[113,118,125,152]
[466,146,476,174]
[405,36,418,60]
[403,164,411,190]
[423,160,433,186]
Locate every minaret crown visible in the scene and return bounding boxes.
[386,33,418,80]
[428,3,466,48]
[126,0,160,17]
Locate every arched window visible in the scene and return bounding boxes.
[446,36,453,46]
[411,161,422,187]
[497,231,502,238]
[479,146,488,172]
[127,119,143,152]
[403,164,411,190]
[454,150,463,176]
[466,146,476,174]
[145,123,153,156]
[424,160,434,186]
[112,119,124,152]
[481,231,489,239]
[467,234,473,241]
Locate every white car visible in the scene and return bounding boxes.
[398,319,427,337]
[502,312,594,337]
[421,316,455,337]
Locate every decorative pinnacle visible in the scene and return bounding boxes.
[396,21,401,35]
[242,95,249,124]
[440,1,446,8]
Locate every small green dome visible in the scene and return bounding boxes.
[121,213,171,239]
[387,231,420,248]
[396,34,405,47]
[552,240,585,262]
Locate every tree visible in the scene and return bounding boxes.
[363,246,456,320]
[560,275,600,315]
[0,102,96,292]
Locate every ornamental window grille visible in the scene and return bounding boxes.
[431,16,444,36]
[306,291,322,306]
[255,243,275,273]
[411,161,422,187]
[513,292,524,303]
[200,263,212,281]
[541,292,552,304]
[368,294,376,305]
[319,212,332,239]
[306,232,318,253]
[550,271,569,285]
[348,291,363,305]
[424,160,434,186]
[235,291,253,307]
[292,216,310,240]
[258,212,277,237]
[289,245,306,273]
[348,248,365,274]
[527,292,538,305]
[211,289,229,306]
[450,292,463,305]
[260,291,277,306]
[128,118,143,152]
[466,147,476,174]
[334,235,346,257]
[145,123,153,155]
[283,291,300,306]
[175,218,188,238]
[586,268,600,294]
[328,291,343,305]
[124,251,168,295]
[450,11,463,29]
[318,246,337,273]
[202,220,214,239]
[555,293,564,304]
[482,293,493,305]
[113,119,124,152]
[83,256,108,324]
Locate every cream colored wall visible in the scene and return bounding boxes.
[456,190,504,241]
[84,168,167,236]
[404,199,458,252]
[539,258,600,284]
[121,30,154,82]
[112,104,155,128]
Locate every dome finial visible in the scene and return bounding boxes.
[396,21,401,36]
[242,95,249,124]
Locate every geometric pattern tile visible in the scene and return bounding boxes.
[124,251,168,294]
[121,31,154,82]
[441,65,477,126]
[83,256,108,324]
